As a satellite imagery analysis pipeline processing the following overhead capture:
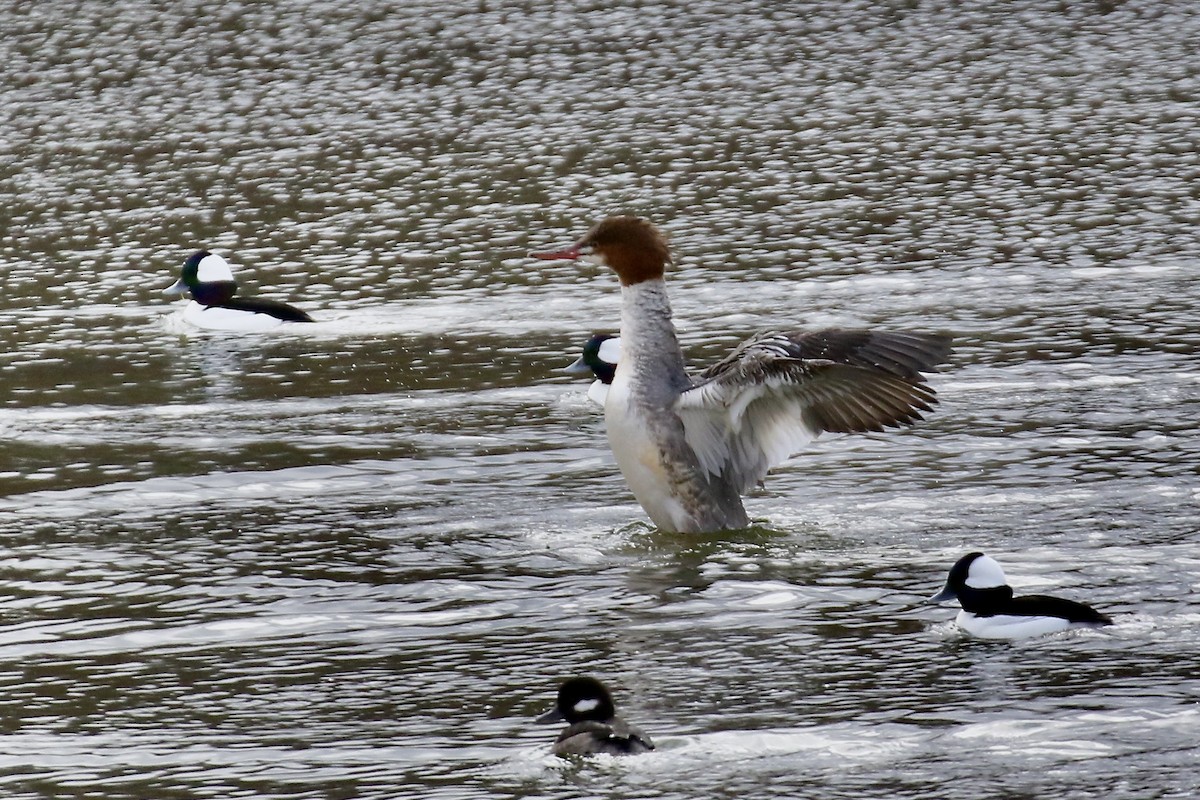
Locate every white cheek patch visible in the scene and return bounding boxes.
[966,555,1008,589]
[573,698,600,714]
[597,337,622,364]
[197,253,235,283]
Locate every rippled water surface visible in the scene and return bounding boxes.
[2,1,1199,797]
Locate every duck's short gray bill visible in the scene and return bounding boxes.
[563,357,592,375]
[536,708,564,724]
[928,586,956,604]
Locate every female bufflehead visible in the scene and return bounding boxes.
[564,333,620,405]
[930,552,1113,639]
[537,676,655,757]
[164,250,313,331]
[533,216,951,533]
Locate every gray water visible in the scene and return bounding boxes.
[2,1,1199,797]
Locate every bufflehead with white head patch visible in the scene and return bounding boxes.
[164,250,313,331]
[537,676,655,757]
[534,216,951,533]
[930,552,1113,639]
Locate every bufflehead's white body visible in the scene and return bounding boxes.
[535,216,951,533]
[164,251,313,332]
[177,300,292,332]
[953,610,1086,639]
[931,552,1113,639]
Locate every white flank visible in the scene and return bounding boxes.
[958,611,1077,639]
[180,302,284,332]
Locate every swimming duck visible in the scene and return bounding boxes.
[930,552,1113,639]
[164,250,313,331]
[532,216,951,533]
[537,676,655,757]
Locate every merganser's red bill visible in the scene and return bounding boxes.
[528,245,582,260]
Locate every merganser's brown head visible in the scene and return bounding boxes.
[530,215,671,286]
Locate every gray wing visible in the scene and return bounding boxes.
[678,329,949,493]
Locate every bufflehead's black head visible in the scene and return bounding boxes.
[930,551,1013,611]
[536,676,655,757]
[537,676,616,725]
[564,334,620,385]
[165,250,238,306]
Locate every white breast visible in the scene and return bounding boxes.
[586,380,609,406]
[604,371,690,531]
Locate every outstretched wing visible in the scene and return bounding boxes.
[677,330,949,493]
[697,329,951,382]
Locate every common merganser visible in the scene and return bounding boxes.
[564,333,620,405]
[536,676,655,757]
[533,216,952,533]
[929,552,1113,639]
[164,250,313,331]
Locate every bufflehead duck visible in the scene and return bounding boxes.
[532,216,951,534]
[537,676,655,757]
[930,552,1113,639]
[564,333,620,405]
[164,250,313,331]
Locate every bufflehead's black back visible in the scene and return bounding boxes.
[164,251,313,329]
[537,676,655,757]
[930,552,1112,639]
